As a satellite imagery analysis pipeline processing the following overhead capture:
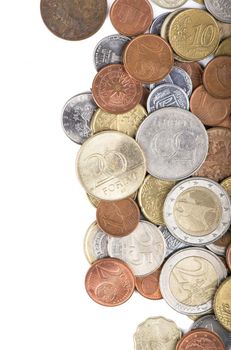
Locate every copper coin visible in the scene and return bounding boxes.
[135,267,162,300]
[203,56,231,99]
[40,0,107,41]
[92,64,143,113]
[96,198,140,237]
[194,127,231,182]
[174,61,203,90]
[226,243,231,270]
[217,115,231,130]
[110,0,153,37]
[85,258,135,306]
[176,329,225,350]
[190,85,231,126]
[123,34,174,84]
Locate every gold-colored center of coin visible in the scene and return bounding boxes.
[169,256,218,306]
[173,187,222,236]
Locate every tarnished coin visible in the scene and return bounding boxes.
[134,317,181,350]
[123,34,174,84]
[138,175,176,226]
[159,226,189,258]
[40,0,107,40]
[87,191,138,208]
[192,314,231,349]
[110,0,153,37]
[135,267,163,300]
[207,230,231,256]
[194,127,231,182]
[169,9,220,61]
[214,277,231,331]
[149,12,170,35]
[176,329,225,350]
[94,34,131,71]
[151,0,187,9]
[62,92,97,144]
[92,64,143,114]
[136,107,208,181]
[205,0,231,24]
[108,221,166,276]
[164,177,231,245]
[85,257,135,306]
[91,105,147,138]
[76,131,146,201]
[160,248,227,315]
[174,61,203,90]
[227,243,231,270]
[84,221,108,263]
[215,37,231,57]
[147,84,190,113]
[217,21,231,40]
[96,198,140,237]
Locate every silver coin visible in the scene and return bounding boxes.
[136,107,208,181]
[159,247,227,315]
[159,226,190,258]
[93,34,131,71]
[84,221,108,264]
[147,84,189,113]
[150,67,193,97]
[204,0,231,24]
[192,314,231,349]
[149,12,170,35]
[62,92,97,144]
[108,220,166,277]
[151,0,188,9]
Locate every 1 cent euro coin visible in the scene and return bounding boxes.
[214,277,231,332]
[176,329,225,350]
[135,267,163,300]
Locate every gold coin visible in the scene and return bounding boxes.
[86,191,138,208]
[138,175,176,226]
[214,277,231,331]
[193,0,204,4]
[215,37,231,57]
[169,9,220,61]
[91,104,147,138]
[217,21,231,41]
[221,177,231,196]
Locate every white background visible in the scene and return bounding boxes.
[1,1,204,349]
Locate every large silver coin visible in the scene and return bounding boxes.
[205,0,231,24]
[159,226,190,258]
[108,220,166,277]
[149,12,170,35]
[192,314,231,349]
[84,221,108,263]
[76,131,146,200]
[93,34,131,71]
[136,108,208,181]
[164,177,231,246]
[159,247,227,315]
[62,92,97,144]
[147,84,189,113]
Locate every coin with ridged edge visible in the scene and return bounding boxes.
[214,277,231,332]
[159,226,189,258]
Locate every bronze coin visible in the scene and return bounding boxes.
[135,267,162,300]
[40,0,107,41]
[174,61,203,90]
[123,34,174,84]
[226,243,231,271]
[217,115,231,130]
[96,198,140,237]
[92,64,143,113]
[203,56,231,99]
[176,329,225,350]
[190,85,231,126]
[85,258,135,306]
[110,0,153,37]
[194,127,231,182]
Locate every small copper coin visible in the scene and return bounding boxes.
[190,85,231,126]
[110,0,153,37]
[123,34,174,84]
[135,267,162,300]
[203,56,231,99]
[40,0,107,41]
[226,243,231,270]
[174,61,203,90]
[92,64,143,113]
[176,329,225,350]
[96,198,140,237]
[85,258,135,306]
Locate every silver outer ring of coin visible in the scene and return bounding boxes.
[93,34,131,71]
[84,221,109,264]
[147,84,190,113]
[136,107,208,181]
[164,177,231,246]
[107,220,166,277]
[149,12,170,35]
[204,0,231,24]
[159,247,227,315]
[61,92,97,144]
[206,242,227,256]
[159,226,190,258]
[151,0,188,10]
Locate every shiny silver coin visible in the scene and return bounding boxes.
[136,107,208,181]
[159,226,190,258]
[204,0,231,24]
[192,314,231,349]
[62,92,97,144]
[150,67,193,97]
[164,177,231,246]
[84,221,108,264]
[94,34,131,71]
[147,84,189,113]
[149,12,170,35]
[159,247,227,315]
[108,220,166,277]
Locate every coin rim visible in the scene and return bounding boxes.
[214,276,231,331]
